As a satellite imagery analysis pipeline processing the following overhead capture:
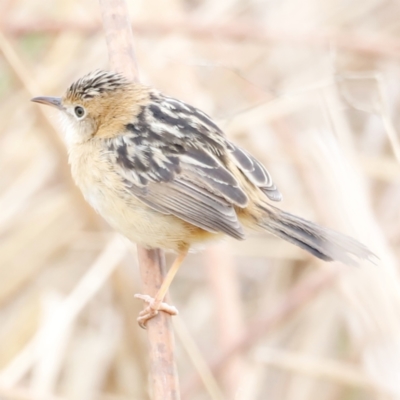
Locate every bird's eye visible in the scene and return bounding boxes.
[74,106,85,118]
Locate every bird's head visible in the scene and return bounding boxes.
[31,70,145,146]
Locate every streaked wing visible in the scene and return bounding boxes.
[122,147,247,239]
[131,179,245,239]
[106,91,280,238]
[229,144,282,202]
[107,92,248,239]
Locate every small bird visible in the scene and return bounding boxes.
[32,70,374,327]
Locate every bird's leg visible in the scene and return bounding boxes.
[135,248,188,328]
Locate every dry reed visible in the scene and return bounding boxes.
[0,0,399,399]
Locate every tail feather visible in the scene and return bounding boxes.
[257,205,375,265]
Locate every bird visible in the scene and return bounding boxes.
[32,70,375,328]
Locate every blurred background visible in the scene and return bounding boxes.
[0,0,400,399]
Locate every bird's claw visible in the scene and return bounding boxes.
[134,294,178,329]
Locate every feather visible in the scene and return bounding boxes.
[106,91,282,238]
[257,204,376,265]
[230,145,282,202]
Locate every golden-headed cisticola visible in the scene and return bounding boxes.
[32,70,375,327]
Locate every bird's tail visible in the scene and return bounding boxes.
[256,204,375,265]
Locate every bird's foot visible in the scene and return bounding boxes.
[134,294,178,329]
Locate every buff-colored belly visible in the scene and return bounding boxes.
[80,178,218,252]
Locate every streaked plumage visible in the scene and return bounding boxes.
[32,70,375,326]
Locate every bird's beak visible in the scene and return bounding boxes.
[31,96,63,110]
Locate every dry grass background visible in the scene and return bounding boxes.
[0,0,400,399]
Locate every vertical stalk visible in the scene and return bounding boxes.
[98,1,180,398]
